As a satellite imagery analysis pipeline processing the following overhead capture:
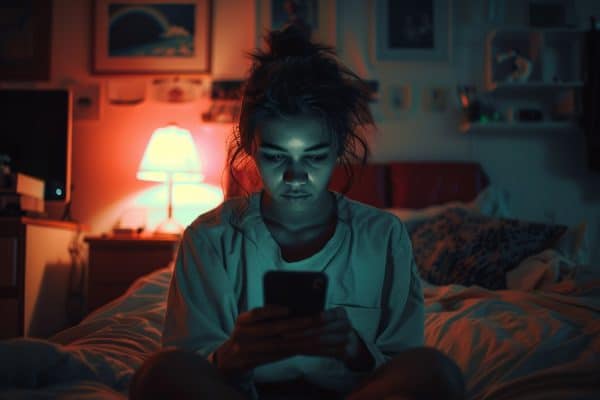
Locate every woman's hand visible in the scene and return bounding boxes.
[283,307,374,371]
[214,305,321,376]
[215,306,374,377]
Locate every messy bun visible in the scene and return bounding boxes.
[228,23,374,198]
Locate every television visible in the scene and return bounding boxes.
[0,89,72,203]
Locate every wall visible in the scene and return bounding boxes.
[4,0,600,264]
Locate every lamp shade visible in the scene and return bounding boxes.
[137,124,203,183]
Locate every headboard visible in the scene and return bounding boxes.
[226,161,489,209]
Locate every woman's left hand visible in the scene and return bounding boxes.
[284,307,374,371]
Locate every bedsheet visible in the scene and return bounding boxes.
[1,265,598,399]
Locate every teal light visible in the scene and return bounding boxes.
[55,188,63,196]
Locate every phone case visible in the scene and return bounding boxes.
[263,271,328,317]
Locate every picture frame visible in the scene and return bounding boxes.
[92,0,212,74]
[373,0,450,62]
[0,0,52,81]
[255,0,336,48]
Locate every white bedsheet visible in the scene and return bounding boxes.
[1,265,598,399]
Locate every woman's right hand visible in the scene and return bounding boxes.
[214,305,320,376]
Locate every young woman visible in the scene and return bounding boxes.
[130,25,465,400]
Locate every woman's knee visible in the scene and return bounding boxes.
[391,347,465,400]
[370,346,465,400]
[129,348,243,400]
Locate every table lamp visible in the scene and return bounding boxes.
[137,124,203,234]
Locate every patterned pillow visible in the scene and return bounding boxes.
[409,208,567,290]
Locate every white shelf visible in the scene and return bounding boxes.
[460,120,579,133]
[487,81,584,96]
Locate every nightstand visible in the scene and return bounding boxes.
[84,234,179,313]
[0,217,82,339]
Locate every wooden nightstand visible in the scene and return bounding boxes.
[0,217,82,339]
[84,234,179,313]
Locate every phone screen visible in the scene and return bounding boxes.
[263,271,328,317]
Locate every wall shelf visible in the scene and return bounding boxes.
[460,120,579,133]
[460,27,585,134]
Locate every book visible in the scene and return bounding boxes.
[0,173,45,199]
[0,193,45,213]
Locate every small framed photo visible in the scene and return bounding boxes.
[373,0,450,62]
[256,0,336,48]
[92,0,212,74]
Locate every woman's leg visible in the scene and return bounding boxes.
[129,348,246,400]
[347,346,465,400]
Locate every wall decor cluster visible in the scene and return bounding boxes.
[201,80,244,123]
[255,0,336,48]
[92,0,212,74]
[0,0,52,81]
[373,0,450,62]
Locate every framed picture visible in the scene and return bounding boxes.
[256,0,336,48]
[373,0,450,62]
[0,0,52,81]
[92,0,212,74]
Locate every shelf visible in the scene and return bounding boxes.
[487,81,584,96]
[460,120,579,133]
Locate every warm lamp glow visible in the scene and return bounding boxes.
[137,124,202,234]
[137,124,203,182]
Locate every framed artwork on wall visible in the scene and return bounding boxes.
[92,0,212,74]
[255,0,336,48]
[373,0,450,62]
[0,0,52,81]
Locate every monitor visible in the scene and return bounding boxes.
[0,89,72,203]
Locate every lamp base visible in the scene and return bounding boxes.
[155,217,184,235]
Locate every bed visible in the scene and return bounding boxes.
[1,161,599,399]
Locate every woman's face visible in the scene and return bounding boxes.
[254,114,337,213]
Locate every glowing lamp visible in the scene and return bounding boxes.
[137,124,202,234]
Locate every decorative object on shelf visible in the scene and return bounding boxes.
[201,80,244,123]
[373,0,449,62]
[107,79,147,105]
[92,0,211,74]
[72,84,101,120]
[495,49,532,83]
[256,0,336,48]
[0,0,52,81]
[422,87,449,112]
[137,124,203,234]
[152,76,203,103]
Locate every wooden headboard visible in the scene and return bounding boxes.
[226,161,489,209]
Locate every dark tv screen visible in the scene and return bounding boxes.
[0,89,72,202]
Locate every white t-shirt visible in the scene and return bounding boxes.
[162,191,424,394]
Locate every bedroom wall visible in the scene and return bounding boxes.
[2,0,599,265]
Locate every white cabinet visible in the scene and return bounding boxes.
[461,28,585,132]
[0,218,81,338]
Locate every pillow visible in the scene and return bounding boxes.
[409,208,568,290]
[385,185,511,232]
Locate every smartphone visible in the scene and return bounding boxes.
[263,270,328,318]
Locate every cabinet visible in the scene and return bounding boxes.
[84,235,179,313]
[0,217,81,339]
[461,28,585,132]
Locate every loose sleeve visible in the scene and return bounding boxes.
[161,226,238,353]
[359,220,425,369]
[161,226,259,398]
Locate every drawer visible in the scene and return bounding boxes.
[88,247,175,284]
[0,298,20,338]
[0,237,17,288]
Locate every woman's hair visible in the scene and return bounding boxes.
[226,23,375,198]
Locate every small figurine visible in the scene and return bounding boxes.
[496,49,533,83]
